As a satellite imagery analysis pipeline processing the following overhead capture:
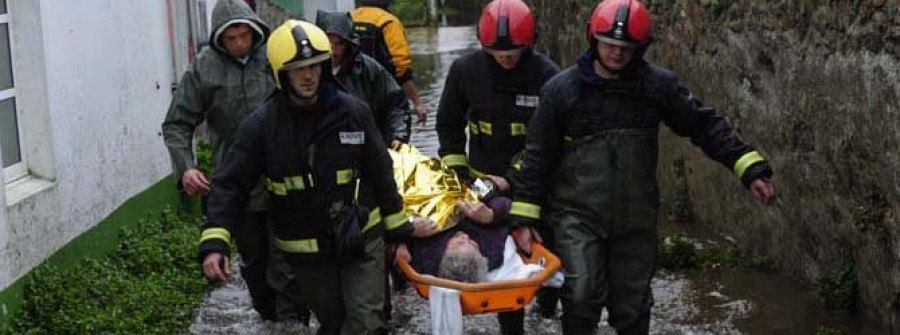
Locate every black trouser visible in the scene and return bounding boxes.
[550,131,660,334]
[498,309,525,335]
[271,237,387,335]
[554,211,655,335]
[233,211,278,320]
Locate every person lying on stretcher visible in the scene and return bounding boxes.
[394,192,553,335]
[395,194,539,283]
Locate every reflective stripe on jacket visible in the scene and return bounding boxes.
[510,52,773,226]
[436,49,560,178]
[338,53,411,143]
[198,83,411,261]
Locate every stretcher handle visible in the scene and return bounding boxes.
[396,243,561,292]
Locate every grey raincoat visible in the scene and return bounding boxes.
[162,0,274,211]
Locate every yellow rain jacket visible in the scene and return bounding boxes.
[352,6,414,84]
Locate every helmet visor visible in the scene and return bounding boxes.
[281,53,332,71]
[594,34,640,49]
[484,46,526,57]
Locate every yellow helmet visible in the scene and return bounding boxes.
[267,20,332,89]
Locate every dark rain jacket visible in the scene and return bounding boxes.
[437,49,560,179]
[338,53,411,143]
[509,52,773,226]
[317,10,411,144]
[198,82,411,262]
[161,0,274,209]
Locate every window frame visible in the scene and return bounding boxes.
[0,6,25,183]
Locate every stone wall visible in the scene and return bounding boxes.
[534,0,900,327]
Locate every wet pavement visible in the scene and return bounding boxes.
[189,25,877,334]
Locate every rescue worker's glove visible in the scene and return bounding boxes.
[509,214,539,229]
[198,239,230,265]
[739,161,774,189]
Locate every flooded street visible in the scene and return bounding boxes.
[189,25,876,334]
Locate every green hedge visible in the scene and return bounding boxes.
[658,233,774,270]
[4,209,211,334]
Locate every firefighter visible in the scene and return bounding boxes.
[198,20,428,334]
[352,0,427,124]
[436,0,560,186]
[435,0,562,332]
[508,0,776,334]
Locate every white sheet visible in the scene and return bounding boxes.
[487,237,564,287]
[429,285,463,335]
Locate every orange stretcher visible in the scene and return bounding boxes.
[396,242,562,315]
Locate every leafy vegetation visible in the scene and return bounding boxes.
[196,138,214,177]
[658,233,774,270]
[5,209,211,335]
[390,0,430,27]
[815,261,860,313]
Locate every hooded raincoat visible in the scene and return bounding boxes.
[161,0,279,320]
[317,10,410,144]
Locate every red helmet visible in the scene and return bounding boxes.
[477,0,535,50]
[588,0,652,48]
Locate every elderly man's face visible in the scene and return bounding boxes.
[446,231,480,256]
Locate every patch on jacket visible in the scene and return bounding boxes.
[515,95,539,107]
[340,132,366,145]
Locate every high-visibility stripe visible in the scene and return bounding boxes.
[564,136,572,142]
[478,121,493,135]
[733,151,765,179]
[509,201,541,220]
[336,169,355,185]
[200,228,233,248]
[442,154,468,168]
[468,121,479,135]
[275,237,319,253]
[265,174,315,196]
[510,122,527,136]
[265,178,288,195]
[363,207,382,233]
[285,175,307,190]
[384,211,409,231]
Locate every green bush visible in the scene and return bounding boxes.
[658,233,774,270]
[196,138,214,177]
[390,0,429,26]
[658,233,700,269]
[816,261,860,313]
[6,209,211,334]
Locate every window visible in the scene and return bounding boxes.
[0,0,23,183]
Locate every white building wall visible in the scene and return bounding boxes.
[303,0,356,21]
[0,0,174,288]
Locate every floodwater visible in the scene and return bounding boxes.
[189,24,881,334]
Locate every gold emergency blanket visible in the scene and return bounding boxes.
[390,144,478,230]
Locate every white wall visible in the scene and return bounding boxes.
[0,0,174,288]
[303,0,356,21]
